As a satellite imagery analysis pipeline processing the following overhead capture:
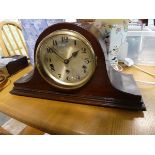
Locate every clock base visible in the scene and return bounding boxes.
[10,70,146,111]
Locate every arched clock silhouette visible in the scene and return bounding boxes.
[11,22,145,110]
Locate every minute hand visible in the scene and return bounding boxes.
[52,47,65,61]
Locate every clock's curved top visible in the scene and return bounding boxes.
[35,23,97,90]
[34,22,103,59]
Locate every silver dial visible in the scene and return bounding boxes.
[36,29,97,90]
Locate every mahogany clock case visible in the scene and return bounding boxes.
[11,22,146,111]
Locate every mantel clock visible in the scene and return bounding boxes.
[11,22,145,110]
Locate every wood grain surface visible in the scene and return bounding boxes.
[0,65,155,134]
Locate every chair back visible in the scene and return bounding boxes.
[0,21,29,58]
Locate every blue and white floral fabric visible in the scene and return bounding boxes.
[20,19,65,64]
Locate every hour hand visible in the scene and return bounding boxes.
[71,50,80,58]
[64,50,80,64]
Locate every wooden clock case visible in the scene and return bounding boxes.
[10,22,146,111]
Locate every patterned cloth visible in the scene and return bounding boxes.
[20,19,65,64]
[94,20,128,69]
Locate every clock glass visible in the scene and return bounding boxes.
[36,29,97,89]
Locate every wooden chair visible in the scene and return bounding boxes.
[0,21,29,58]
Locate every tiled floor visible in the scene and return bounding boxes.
[0,112,10,126]
[0,112,47,135]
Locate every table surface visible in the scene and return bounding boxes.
[0,65,155,135]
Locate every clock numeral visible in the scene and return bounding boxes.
[47,47,54,53]
[66,69,70,74]
[74,40,77,46]
[58,74,61,78]
[66,76,70,81]
[84,58,90,64]
[62,36,68,43]
[82,65,87,73]
[50,64,55,71]
[81,47,87,53]
[53,40,57,46]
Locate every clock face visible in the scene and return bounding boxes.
[36,29,97,89]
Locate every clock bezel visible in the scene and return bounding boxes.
[35,29,97,90]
